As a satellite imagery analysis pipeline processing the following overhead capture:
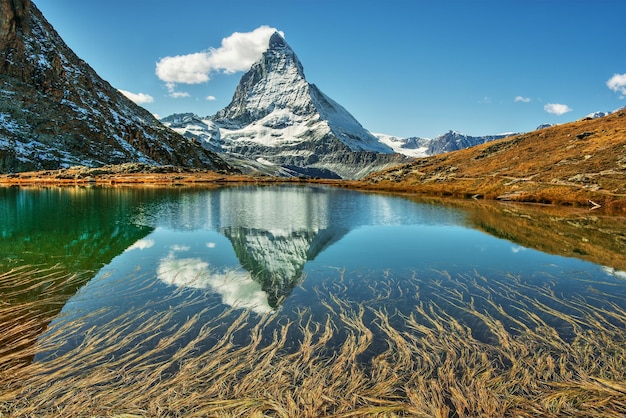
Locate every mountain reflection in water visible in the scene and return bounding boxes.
[0,185,622,366]
[114,185,463,311]
[3,186,624,417]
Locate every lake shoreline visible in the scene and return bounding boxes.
[1,163,625,212]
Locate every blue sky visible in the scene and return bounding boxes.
[37,0,626,139]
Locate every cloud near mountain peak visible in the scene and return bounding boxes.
[155,26,283,86]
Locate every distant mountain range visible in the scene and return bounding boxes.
[0,0,231,173]
[374,131,520,158]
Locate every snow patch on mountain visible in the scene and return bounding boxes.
[374,133,430,158]
[161,113,222,152]
[220,108,312,147]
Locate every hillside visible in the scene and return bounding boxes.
[363,110,626,209]
[0,0,231,173]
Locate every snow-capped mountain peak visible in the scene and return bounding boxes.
[212,32,309,128]
[201,31,405,178]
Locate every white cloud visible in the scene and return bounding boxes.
[165,82,190,99]
[515,96,531,103]
[544,103,572,115]
[118,89,154,104]
[125,238,154,251]
[170,91,190,99]
[155,26,283,87]
[607,73,626,97]
[157,253,272,313]
[206,95,216,101]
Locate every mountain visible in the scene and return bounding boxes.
[425,130,517,155]
[160,113,223,153]
[0,0,231,173]
[364,110,626,208]
[165,32,408,179]
[581,107,625,120]
[374,133,431,158]
[223,226,347,308]
[374,131,519,158]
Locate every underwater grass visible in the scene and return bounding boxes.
[1,265,625,417]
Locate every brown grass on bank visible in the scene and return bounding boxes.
[1,265,625,417]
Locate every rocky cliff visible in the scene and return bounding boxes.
[0,0,231,173]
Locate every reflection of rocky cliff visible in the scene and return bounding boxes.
[0,187,154,279]
[223,226,348,307]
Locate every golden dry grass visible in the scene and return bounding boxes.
[1,265,625,417]
[0,266,87,372]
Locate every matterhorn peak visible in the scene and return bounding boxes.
[211,30,309,128]
[268,31,288,49]
[199,29,408,179]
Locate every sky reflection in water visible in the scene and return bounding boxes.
[24,185,624,359]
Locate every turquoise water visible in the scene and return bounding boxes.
[1,185,624,362]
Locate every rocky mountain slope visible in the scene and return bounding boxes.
[0,0,231,173]
[164,32,408,179]
[363,110,626,208]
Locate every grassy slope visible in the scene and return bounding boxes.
[362,110,626,209]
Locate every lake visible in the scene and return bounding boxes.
[1,185,625,416]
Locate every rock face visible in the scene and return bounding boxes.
[0,0,231,173]
[166,32,408,179]
[425,130,516,155]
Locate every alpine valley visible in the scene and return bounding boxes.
[1,0,527,179]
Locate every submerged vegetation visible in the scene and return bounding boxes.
[1,264,625,417]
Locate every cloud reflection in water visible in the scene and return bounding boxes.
[157,251,272,314]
